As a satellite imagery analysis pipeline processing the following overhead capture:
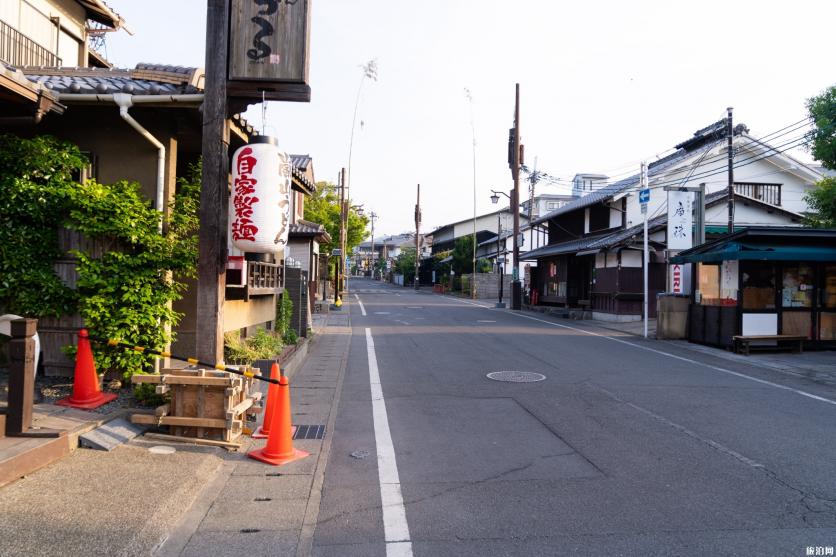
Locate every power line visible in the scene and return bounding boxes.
[522,117,813,190]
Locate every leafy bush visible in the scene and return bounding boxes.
[224,328,283,365]
[133,380,167,407]
[276,294,297,345]
[0,134,200,379]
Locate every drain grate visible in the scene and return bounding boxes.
[486,371,546,383]
[293,424,326,440]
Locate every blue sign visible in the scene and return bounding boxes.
[639,188,650,204]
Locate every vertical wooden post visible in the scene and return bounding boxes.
[726,107,734,233]
[415,183,420,290]
[339,168,346,294]
[197,0,230,364]
[7,319,37,436]
[511,83,522,310]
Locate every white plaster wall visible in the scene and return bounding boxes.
[730,153,818,215]
[705,202,800,228]
[609,206,622,228]
[621,250,642,268]
[287,240,311,271]
[623,138,819,229]
[3,0,86,60]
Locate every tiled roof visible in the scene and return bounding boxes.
[1,63,59,103]
[519,233,613,260]
[290,154,311,171]
[23,64,204,95]
[530,145,717,226]
[521,188,803,261]
[289,220,331,242]
[530,120,742,227]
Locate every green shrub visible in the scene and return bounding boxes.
[0,134,200,379]
[276,293,297,344]
[223,328,283,365]
[133,380,167,407]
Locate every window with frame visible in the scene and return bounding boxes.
[781,264,814,308]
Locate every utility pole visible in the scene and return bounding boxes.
[511,83,522,310]
[414,183,421,290]
[496,212,505,308]
[196,0,229,363]
[726,106,734,233]
[696,182,706,245]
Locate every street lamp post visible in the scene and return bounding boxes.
[491,189,511,309]
[465,88,477,301]
[347,60,378,197]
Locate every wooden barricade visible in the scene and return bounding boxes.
[130,368,262,448]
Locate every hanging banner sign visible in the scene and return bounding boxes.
[667,190,693,250]
[230,136,291,253]
[668,260,692,295]
[671,264,683,294]
[227,0,312,101]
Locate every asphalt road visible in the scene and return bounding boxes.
[312,277,836,557]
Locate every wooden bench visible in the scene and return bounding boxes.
[733,334,806,356]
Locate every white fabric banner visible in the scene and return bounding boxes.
[667,190,693,250]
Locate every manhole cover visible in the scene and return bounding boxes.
[486,371,546,383]
[148,445,176,455]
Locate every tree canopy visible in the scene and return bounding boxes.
[804,85,836,227]
[451,236,475,275]
[394,247,417,283]
[303,181,369,255]
[806,84,836,170]
[804,177,836,228]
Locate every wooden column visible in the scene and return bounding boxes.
[6,319,37,436]
[197,0,231,364]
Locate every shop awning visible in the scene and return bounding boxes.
[671,242,836,263]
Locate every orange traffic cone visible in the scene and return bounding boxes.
[252,363,280,439]
[56,329,117,410]
[248,373,309,466]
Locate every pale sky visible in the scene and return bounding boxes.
[106,0,835,236]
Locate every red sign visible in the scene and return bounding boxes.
[671,264,682,294]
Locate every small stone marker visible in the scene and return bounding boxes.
[79,418,145,451]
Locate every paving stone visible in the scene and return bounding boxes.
[79,418,146,451]
[182,530,297,557]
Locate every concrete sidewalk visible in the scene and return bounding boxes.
[0,310,352,557]
[157,310,351,557]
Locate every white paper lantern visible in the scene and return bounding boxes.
[230,137,292,253]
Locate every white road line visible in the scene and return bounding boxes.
[509,312,836,408]
[355,294,366,316]
[365,328,413,556]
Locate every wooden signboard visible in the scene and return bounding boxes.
[227,0,312,102]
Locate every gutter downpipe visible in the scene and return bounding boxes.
[112,93,165,233]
